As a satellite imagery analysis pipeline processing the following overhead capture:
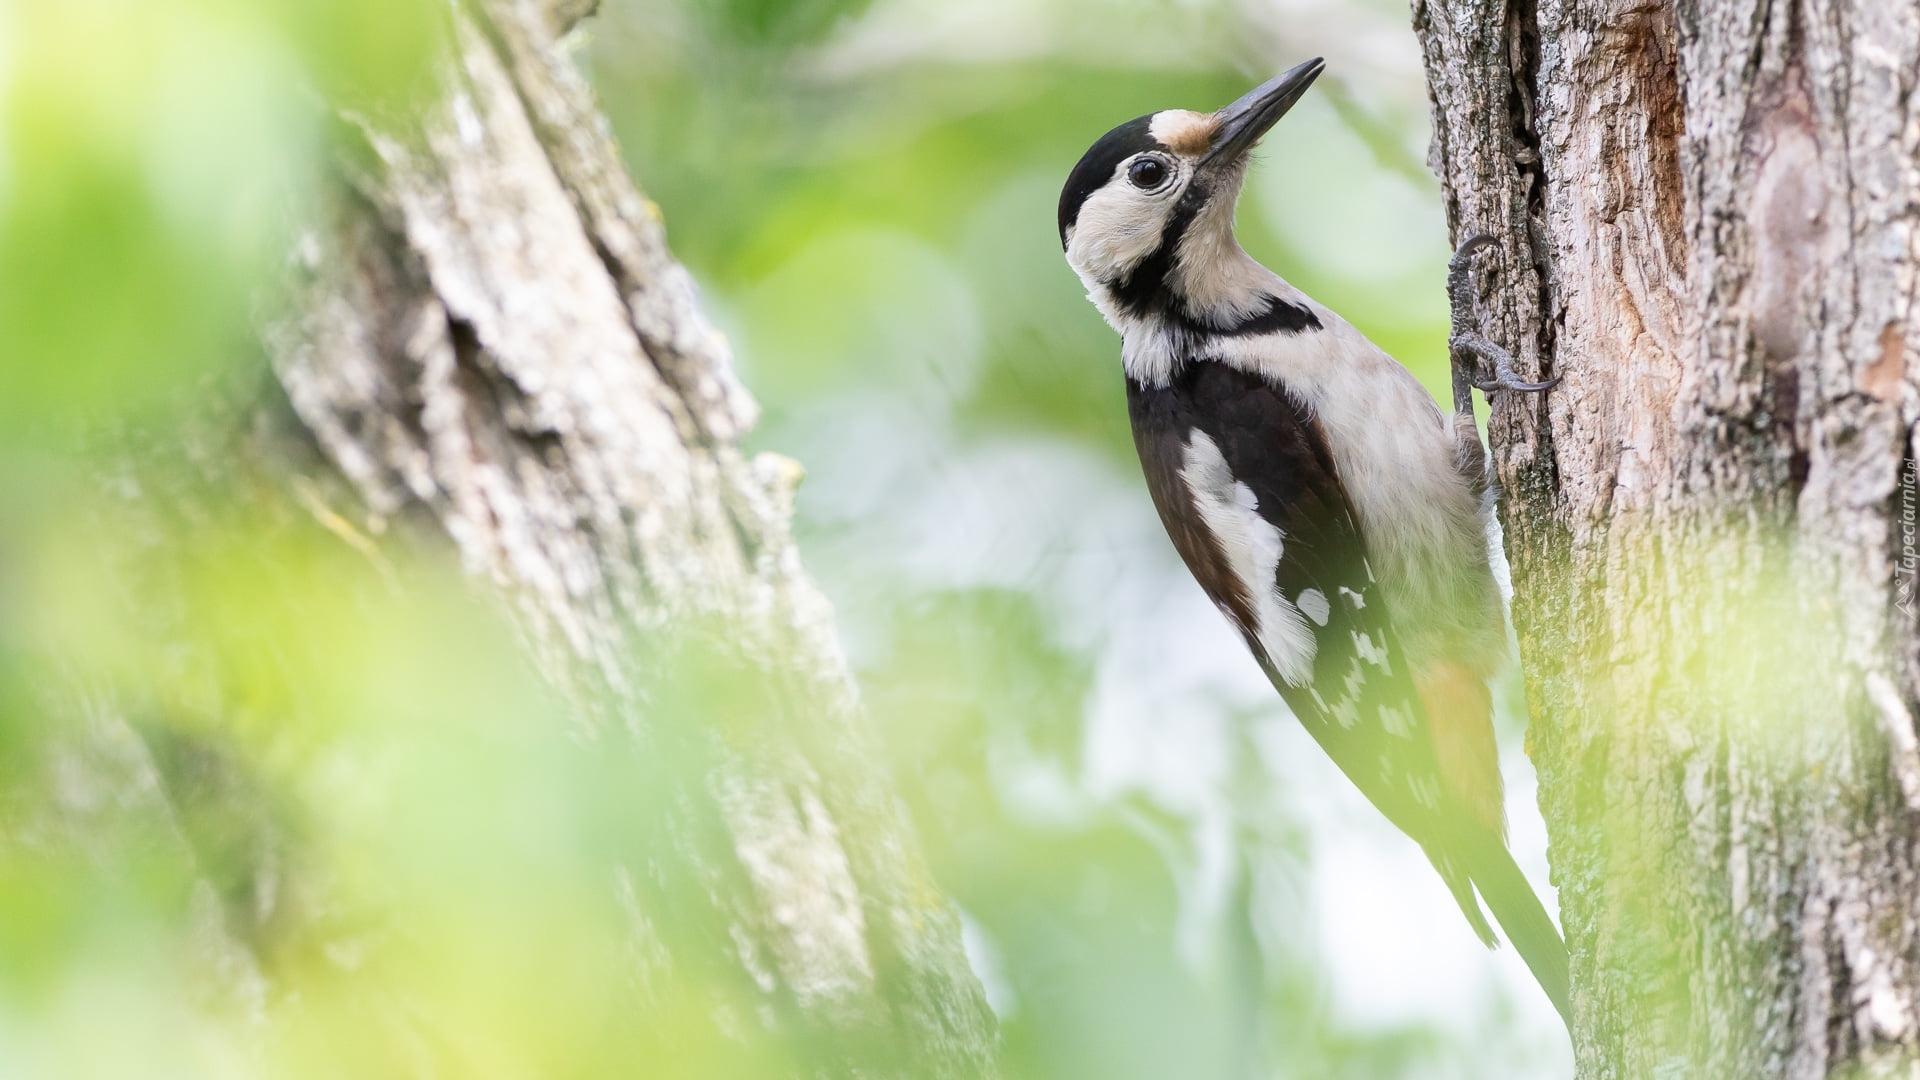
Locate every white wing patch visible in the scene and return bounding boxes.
[1296,588,1330,626]
[1409,774,1441,809]
[1352,629,1391,672]
[1309,685,1360,730]
[1337,661,1369,725]
[1179,430,1317,687]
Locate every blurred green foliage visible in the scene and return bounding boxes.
[0,0,1565,1077]
[0,0,437,443]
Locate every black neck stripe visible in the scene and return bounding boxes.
[1202,293,1322,336]
[1108,178,1210,320]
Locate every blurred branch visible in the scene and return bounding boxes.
[257,0,998,1073]
[547,0,600,35]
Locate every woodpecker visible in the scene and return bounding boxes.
[1057,58,1569,1023]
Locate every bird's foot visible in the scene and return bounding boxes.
[1446,234,1559,414]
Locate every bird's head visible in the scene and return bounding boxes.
[1057,59,1323,319]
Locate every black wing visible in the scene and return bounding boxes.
[1126,361,1451,845]
[1128,358,1570,1022]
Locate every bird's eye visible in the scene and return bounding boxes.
[1128,157,1169,190]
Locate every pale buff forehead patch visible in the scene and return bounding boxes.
[1149,110,1217,157]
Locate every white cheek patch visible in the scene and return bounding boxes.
[1068,197,1164,277]
[1065,180,1173,286]
[1179,430,1317,687]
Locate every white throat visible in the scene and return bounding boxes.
[1106,247,1319,388]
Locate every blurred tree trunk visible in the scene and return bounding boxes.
[1416,0,1920,1073]
[259,0,998,1074]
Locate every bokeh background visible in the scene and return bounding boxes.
[0,0,1569,1075]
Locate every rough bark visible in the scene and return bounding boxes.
[1415,0,1920,1072]
[239,0,997,1073]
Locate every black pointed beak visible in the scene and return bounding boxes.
[1200,58,1325,168]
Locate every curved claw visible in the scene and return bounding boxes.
[1449,233,1558,406]
[1452,233,1498,260]
[1473,374,1561,394]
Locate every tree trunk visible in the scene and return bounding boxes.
[1416,0,1920,1073]
[240,0,995,1073]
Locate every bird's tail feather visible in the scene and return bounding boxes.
[1427,846,1497,947]
[1460,827,1571,1026]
